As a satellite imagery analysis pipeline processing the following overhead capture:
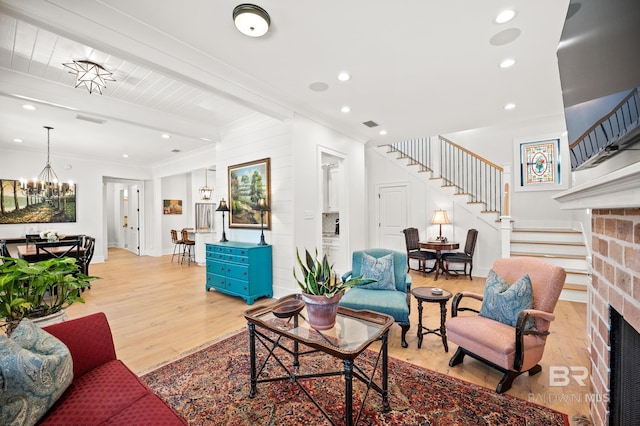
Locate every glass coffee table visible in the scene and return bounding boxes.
[244,294,394,426]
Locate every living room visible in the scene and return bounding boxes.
[1,1,639,425]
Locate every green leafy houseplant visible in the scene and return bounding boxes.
[0,257,99,334]
[294,248,374,297]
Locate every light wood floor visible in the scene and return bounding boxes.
[66,248,591,424]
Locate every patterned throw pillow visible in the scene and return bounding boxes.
[479,269,535,330]
[358,252,396,290]
[0,318,73,426]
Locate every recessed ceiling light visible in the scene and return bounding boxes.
[13,138,23,143]
[161,134,171,139]
[200,137,212,142]
[309,82,329,92]
[337,72,351,82]
[495,9,516,24]
[504,103,516,110]
[499,58,516,68]
[122,154,129,158]
[22,104,36,111]
[341,106,351,113]
[379,130,387,136]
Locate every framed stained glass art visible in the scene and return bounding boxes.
[519,138,561,189]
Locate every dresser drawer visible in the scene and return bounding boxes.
[226,264,249,281]
[226,277,249,295]
[206,273,226,289]
[206,259,227,275]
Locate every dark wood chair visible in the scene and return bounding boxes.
[78,236,96,275]
[25,233,43,247]
[402,227,436,273]
[1,240,12,263]
[442,228,478,280]
[35,238,82,262]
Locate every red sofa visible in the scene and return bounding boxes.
[39,312,186,425]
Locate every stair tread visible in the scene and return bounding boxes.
[510,252,586,260]
[511,240,586,247]
[564,283,587,291]
[513,228,581,234]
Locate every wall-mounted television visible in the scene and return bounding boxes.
[557,0,640,170]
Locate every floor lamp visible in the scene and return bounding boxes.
[216,198,230,242]
[257,198,269,245]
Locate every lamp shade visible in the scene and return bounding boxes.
[233,4,270,37]
[431,209,451,225]
[257,197,269,211]
[216,199,230,212]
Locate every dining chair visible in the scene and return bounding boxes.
[181,229,195,266]
[170,230,185,263]
[1,240,12,263]
[441,228,478,280]
[402,227,436,273]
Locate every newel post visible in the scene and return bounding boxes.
[500,182,511,258]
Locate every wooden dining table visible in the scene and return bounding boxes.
[419,241,459,281]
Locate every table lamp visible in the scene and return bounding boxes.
[431,209,450,241]
[216,198,230,242]
[257,197,269,245]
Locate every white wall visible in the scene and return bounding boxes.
[292,115,367,277]
[216,116,294,297]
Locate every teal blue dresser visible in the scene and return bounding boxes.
[205,241,273,305]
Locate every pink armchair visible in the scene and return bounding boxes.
[446,257,566,393]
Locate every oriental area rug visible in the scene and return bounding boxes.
[141,330,569,426]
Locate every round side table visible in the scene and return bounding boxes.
[411,287,453,352]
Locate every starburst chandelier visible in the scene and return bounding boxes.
[63,60,115,94]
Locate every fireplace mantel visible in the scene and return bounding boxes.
[553,161,640,209]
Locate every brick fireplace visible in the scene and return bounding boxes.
[553,159,640,425]
[589,208,640,425]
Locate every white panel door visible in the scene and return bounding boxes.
[377,184,408,252]
[126,185,140,255]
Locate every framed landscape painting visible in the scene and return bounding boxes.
[228,158,271,229]
[0,179,77,224]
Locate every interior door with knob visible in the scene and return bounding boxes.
[125,185,140,255]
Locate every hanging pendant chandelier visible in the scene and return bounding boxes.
[199,169,214,200]
[20,126,73,205]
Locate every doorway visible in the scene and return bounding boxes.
[376,183,408,252]
[104,178,144,259]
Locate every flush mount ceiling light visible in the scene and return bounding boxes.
[63,60,115,94]
[233,4,270,37]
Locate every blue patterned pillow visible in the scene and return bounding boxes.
[358,253,395,290]
[0,318,73,426]
[479,269,535,330]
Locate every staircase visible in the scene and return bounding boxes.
[384,137,590,303]
[510,228,589,302]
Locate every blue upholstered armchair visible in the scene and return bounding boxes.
[340,249,411,348]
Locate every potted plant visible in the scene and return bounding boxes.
[0,256,99,335]
[40,229,66,242]
[294,248,374,330]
